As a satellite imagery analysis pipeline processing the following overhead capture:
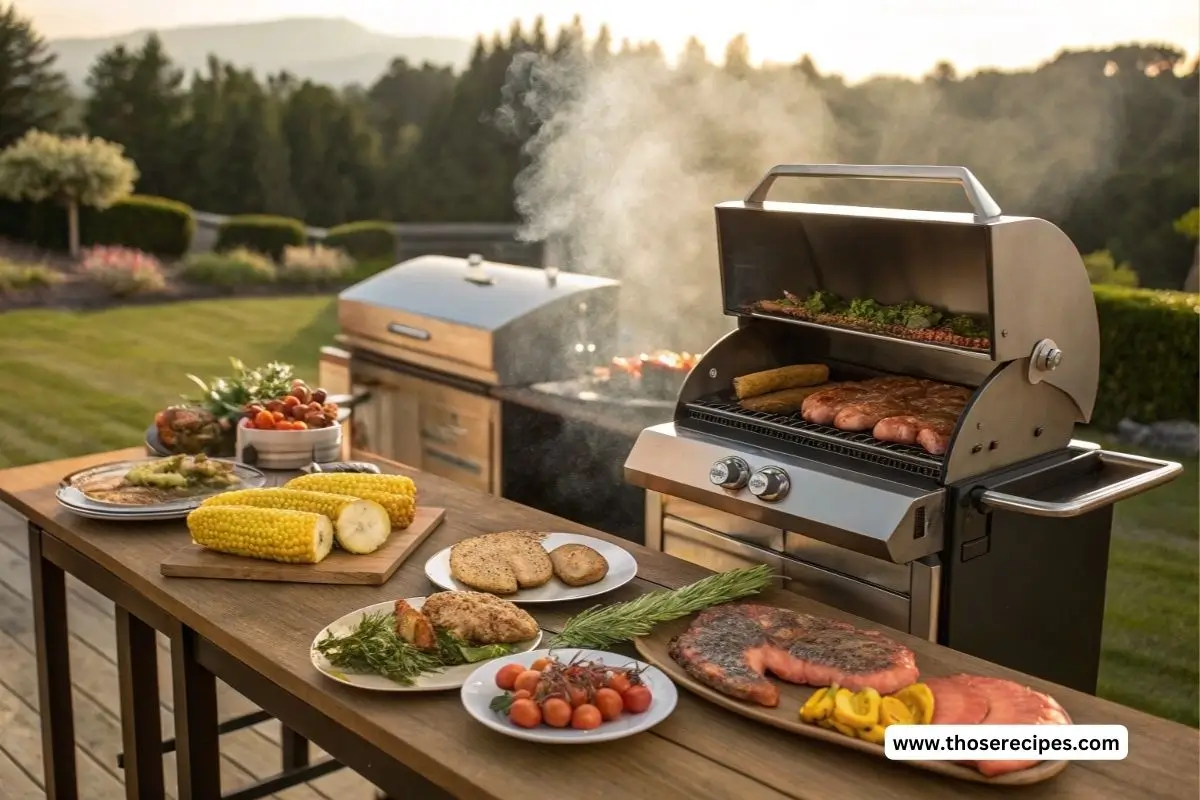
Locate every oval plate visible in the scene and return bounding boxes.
[310,598,543,692]
[424,532,639,604]
[60,457,266,511]
[461,648,677,743]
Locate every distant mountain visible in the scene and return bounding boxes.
[48,17,473,90]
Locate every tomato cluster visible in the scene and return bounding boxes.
[243,379,339,431]
[491,655,653,731]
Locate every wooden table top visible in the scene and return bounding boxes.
[1,448,1196,800]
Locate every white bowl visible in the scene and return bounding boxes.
[235,417,342,469]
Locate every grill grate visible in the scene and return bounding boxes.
[684,397,943,480]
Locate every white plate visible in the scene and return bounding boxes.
[58,457,265,511]
[310,598,543,692]
[54,489,196,521]
[461,648,677,743]
[424,532,638,603]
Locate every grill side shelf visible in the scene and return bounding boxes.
[683,397,942,480]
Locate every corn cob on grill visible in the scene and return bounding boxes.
[285,473,416,530]
[186,505,335,564]
[732,364,830,400]
[200,488,393,554]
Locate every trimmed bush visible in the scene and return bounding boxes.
[278,244,355,284]
[88,195,195,257]
[215,215,306,260]
[323,220,397,261]
[180,248,277,286]
[79,246,167,297]
[1092,286,1199,428]
[0,259,63,294]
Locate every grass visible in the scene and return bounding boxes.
[0,297,1195,725]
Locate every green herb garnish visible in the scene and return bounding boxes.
[548,565,775,650]
[315,611,443,686]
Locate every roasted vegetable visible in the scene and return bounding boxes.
[738,384,830,414]
[858,725,887,744]
[154,406,225,454]
[186,505,334,564]
[799,685,837,723]
[732,364,830,400]
[200,488,392,554]
[879,696,915,727]
[285,473,416,529]
[891,683,935,725]
[833,687,882,730]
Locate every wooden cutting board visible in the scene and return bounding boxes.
[160,506,445,585]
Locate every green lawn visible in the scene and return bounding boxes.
[0,298,1196,725]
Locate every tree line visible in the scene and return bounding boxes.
[0,2,1196,288]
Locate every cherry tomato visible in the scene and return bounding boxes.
[594,687,624,721]
[495,663,524,691]
[292,421,308,430]
[571,703,602,730]
[283,395,301,407]
[513,669,542,694]
[530,657,553,671]
[253,410,275,429]
[512,689,532,701]
[566,685,588,707]
[605,673,632,695]
[622,685,653,714]
[271,410,286,422]
[275,420,295,431]
[508,698,541,728]
[541,697,572,728]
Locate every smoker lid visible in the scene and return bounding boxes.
[338,255,619,331]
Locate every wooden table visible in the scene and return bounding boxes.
[1,448,1197,800]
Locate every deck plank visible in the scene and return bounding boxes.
[0,505,376,799]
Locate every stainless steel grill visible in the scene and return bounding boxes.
[624,164,1183,694]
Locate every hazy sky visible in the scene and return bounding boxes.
[21,0,1200,81]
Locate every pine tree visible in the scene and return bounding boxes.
[0,2,70,148]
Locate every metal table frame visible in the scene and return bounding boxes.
[26,520,401,800]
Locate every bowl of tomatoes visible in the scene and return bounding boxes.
[460,649,677,743]
[234,380,343,469]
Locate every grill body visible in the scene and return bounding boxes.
[624,164,1182,693]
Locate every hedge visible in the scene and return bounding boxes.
[1092,285,1199,428]
[0,196,195,256]
[215,215,306,260]
[323,220,397,260]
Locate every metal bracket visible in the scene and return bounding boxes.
[1027,338,1063,385]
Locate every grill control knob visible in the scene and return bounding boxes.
[709,457,751,490]
[748,466,790,502]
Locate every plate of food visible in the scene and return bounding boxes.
[424,531,638,603]
[57,455,266,519]
[461,648,677,743]
[311,592,543,691]
[632,601,1071,785]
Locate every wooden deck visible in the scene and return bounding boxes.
[0,502,377,799]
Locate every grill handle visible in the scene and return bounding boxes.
[973,450,1183,518]
[745,164,1003,221]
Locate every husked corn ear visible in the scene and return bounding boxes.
[733,364,830,400]
[201,488,393,554]
[285,473,416,530]
[186,506,334,564]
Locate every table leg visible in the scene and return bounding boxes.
[116,607,165,799]
[29,522,77,800]
[170,622,221,800]
[281,728,309,770]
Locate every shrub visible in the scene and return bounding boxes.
[215,215,306,260]
[1092,285,1199,428]
[0,259,63,294]
[323,220,396,261]
[79,246,166,297]
[180,248,277,286]
[87,195,195,257]
[278,244,355,284]
[1083,250,1138,288]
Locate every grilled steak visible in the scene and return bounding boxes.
[926,674,1071,777]
[668,604,919,708]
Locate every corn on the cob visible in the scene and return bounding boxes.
[285,473,416,530]
[186,506,334,564]
[733,364,830,400]
[200,488,392,554]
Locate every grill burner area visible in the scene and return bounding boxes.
[685,396,942,479]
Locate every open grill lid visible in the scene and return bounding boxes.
[715,164,1099,422]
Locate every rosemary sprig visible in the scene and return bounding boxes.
[548,565,775,649]
[315,611,443,686]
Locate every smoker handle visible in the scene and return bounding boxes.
[744,164,1003,221]
[974,451,1183,518]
